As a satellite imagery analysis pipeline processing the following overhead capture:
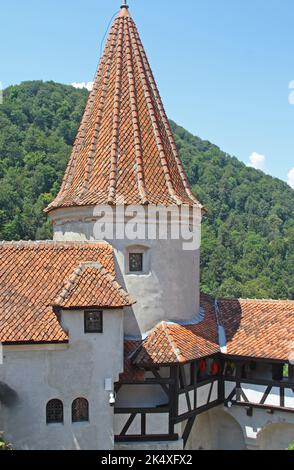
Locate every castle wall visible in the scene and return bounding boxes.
[227,405,294,450]
[0,308,124,450]
[185,405,294,450]
[256,423,294,450]
[184,408,246,450]
[50,206,201,337]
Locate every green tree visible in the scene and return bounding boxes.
[0,82,293,301]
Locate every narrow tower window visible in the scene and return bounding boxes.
[129,253,143,273]
[72,398,89,423]
[46,399,64,424]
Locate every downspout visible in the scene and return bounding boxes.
[214,299,227,354]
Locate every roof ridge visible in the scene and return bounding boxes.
[53,260,135,307]
[220,297,294,304]
[125,19,148,205]
[82,18,120,197]
[160,322,186,363]
[132,25,203,209]
[0,240,111,248]
[88,262,136,305]
[129,20,182,206]
[59,21,120,198]
[53,263,85,305]
[108,16,124,204]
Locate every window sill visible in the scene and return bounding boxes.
[125,272,151,277]
[46,423,64,426]
[72,421,90,426]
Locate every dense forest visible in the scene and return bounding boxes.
[0,81,293,300]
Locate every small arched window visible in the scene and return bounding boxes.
[46,399,63,424]
[72,397,89,423]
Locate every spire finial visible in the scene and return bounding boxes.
[121,0,129,8]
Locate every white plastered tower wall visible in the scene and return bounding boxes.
[0,308,124,450]
[50,204,202,337]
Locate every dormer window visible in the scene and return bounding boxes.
[129,253,143,273]
[84,310,103,333]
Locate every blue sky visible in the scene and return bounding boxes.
[1,0,293,186]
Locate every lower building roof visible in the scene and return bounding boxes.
[219,298,294,362]
[131,294,219,367]
[121,294,294,382]
[0,241,131,344]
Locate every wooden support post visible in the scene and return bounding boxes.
[169,365,179,435]
[236,362,242,401]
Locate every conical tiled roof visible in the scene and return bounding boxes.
[46,6,202,212]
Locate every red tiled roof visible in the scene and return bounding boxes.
[219,298,294,362]
[46,6,202,213]
[119,295,294,381]
[132,294,220,366]
[0,241,128,344]
[119,340,145,383]
[53,262,134,309]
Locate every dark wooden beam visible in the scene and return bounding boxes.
[120,414,137,436]
[182,416,197,448]
[179,365,192,412]
[115,434,179,443]
[260,386,272,405]
[232,401,294,414]
[172,399,223,424]
[169,365,179,435]
[141,413,146,436]
[240,388,250,403]
[225,387,237,403]
[116,378,174,386]
[280,387,285,408]
[150,369,170,396]
[115,406,169,414]
[223,354,291,366]
[224,377,294,388]
[206,381,214,405]
[179,377,220,394]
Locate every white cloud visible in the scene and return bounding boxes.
[248,152,266,171]
[287,167,294,189]
[289,81,294,105]
[71,81,94,92]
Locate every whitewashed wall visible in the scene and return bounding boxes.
[0,309,124,450]
[50,206,202,337]
[185,404,294,450]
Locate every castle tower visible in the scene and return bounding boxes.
[46,4,203,337]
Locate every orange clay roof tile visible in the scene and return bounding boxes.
[53,262,134,309]
[121,295,294,381]
[119,340,145,383]
[46,9,202,213]
[219,298,294,362]
[132,294,220,366]
[0,241,129,344]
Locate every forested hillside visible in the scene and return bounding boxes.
[0,81,293,300]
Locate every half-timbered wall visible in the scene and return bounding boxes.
[114,356,294,449]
